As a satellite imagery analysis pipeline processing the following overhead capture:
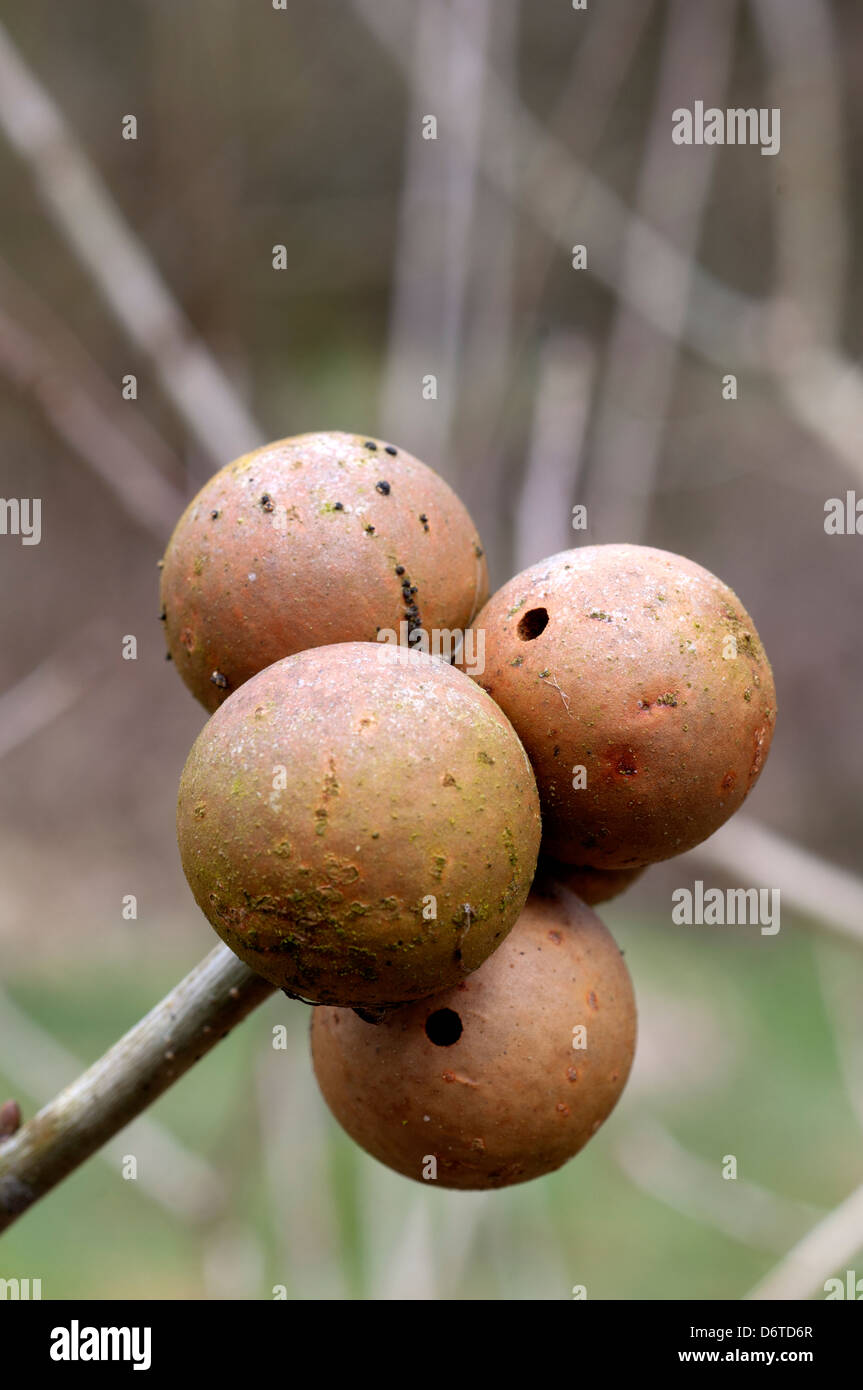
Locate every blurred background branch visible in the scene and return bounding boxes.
[0,260,183,539]
[515,332,595,569]
[0,622,113,761]
[380,0,495,464]
[355,0,863,496]
[615,1117,823,1254]
[694,819,863,951]
[0,18,263,466]
[746,1180,863,1300]
[586,0,737,541]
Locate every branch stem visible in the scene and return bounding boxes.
[0,946,275,1235]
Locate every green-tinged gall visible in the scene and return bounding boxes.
[177,643,540,1007]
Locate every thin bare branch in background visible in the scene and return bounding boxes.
[0,20,263,466]
[439,0,494,443]
[766,331,863,485]
[434,1191,493,1297]
[353,0,762,363]
[0,267,184,541]
[512,0,655,331]
[255,1041,348,1300]
[746,1181,863,1300]
[0,622,113,761]
[353,0,863,492]
[372,1186,493,1301]
[361,1132,493,1300]
[463,0,654,539]
[545,0,656,162]
[515,332,595,571]
[379,0,440,452]
[255,1048,298,1296]
[201,1220,267,1300]
[455,0,517,570]
[586,0,738,542]
[379,0,450,455]
[373,1196,438,1301]
[752,0,847,346]
[694,818,863,950]
[616,1119,823,1254]
[751,0,859,492]
[357,1156,429,1299]
[379,0,493,465]
[814,945,863,1135]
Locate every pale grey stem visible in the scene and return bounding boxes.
[0,982,227,1225]
[0,946,275,1236]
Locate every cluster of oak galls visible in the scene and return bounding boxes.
[161,431,776,1191]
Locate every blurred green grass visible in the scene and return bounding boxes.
[1,908,862,1300]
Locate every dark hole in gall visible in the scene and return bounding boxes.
[517,607,549,640]
[425,1008,463,1046]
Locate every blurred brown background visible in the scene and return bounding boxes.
[0,0,861,1300]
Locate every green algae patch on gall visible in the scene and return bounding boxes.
[463,544,777,868]
[176,642,541,1007]
[160,430,489,712]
